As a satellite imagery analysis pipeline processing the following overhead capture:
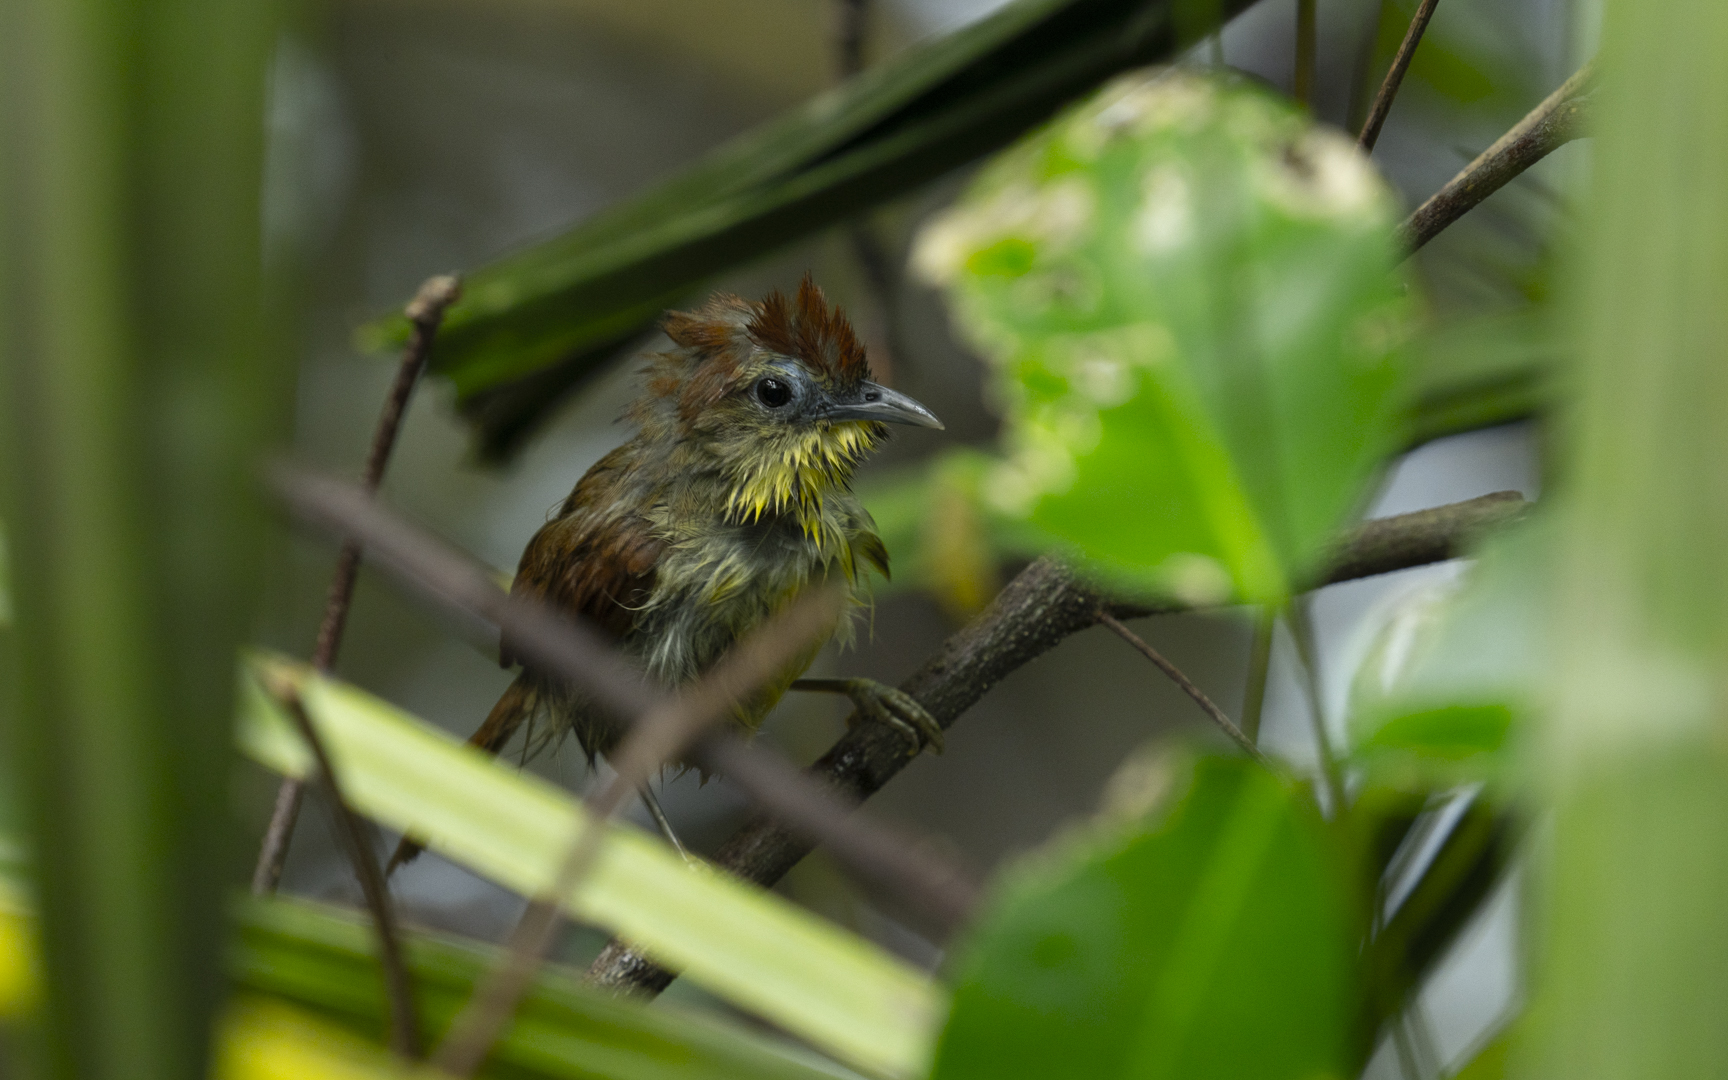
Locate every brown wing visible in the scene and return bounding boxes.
[501,446,664,668]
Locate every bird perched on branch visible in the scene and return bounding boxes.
[391,277,943,869]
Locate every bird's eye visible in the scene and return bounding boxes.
[755,377,792,408]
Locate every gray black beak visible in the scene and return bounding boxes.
[822,381,945,430]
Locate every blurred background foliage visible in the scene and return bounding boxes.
[0,0,1663,1073]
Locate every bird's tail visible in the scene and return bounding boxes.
[386,674,537,875]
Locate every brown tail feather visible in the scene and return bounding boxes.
[386,675,537,875]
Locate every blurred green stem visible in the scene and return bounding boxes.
[1240,607,1275,744]
[0,0,286,1074]
[1531,0,1728,1076]
[1285,599,1345,812]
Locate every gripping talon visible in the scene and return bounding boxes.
[791,677,944,756]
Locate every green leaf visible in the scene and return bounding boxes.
[928,753,1360,1080]
[916,69,1414,605]
[236,654,943,1079]
[362,0,1259,459]
[233,896,861,1080]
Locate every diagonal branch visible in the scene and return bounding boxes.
[1097,610,1269,764]
[1358,0,1441,152]
[586,489,1531,994]
[253,273,461,897]
[1399,62,1594,254]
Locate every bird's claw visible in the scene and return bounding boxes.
[791,677,943,755]
[844,678,944,756]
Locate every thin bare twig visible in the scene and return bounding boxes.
[266,464,980,928]
[1240,607,1275,744]
[1097,610,1269,765]
[588,491,1532,995]
[254,273,461,897]
[431,590,847,1076]
[265,682,420,1059]
[1400,62,1594,254]
[1294,0,1318,107]
[1358,0,1441,152]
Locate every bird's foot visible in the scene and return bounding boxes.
[791,678,944,756]
[637,783,696,865]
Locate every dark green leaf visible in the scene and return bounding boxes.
[929,754,1360,1080]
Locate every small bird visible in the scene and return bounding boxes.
[391,277,943,869]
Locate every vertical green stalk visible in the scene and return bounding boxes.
[1529,0,1728,1077]
[0,0,284,1074]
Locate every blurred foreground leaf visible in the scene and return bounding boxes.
[1529,0,1728,1075]
[237,654,942,1079]
[234,897,859,1080]
[928,754,1359,1080]
[915,69,1413,605]
[1451,1031,1510,1080]
[1346,519,1547,789]
[361,0,1257,458]
[0,884,859,1079]
[219,999,440,1080]
[0,0,286,1071]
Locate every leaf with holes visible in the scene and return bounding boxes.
[916,68,1413,604]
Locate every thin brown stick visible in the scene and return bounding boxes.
[1357,0,1440,151]
[1097,610,1269,765]
[1400,63,1594,254]
[1240,607,1276,744]
[266,464,980,927]
[253,273,461,897]
[1294,0,1318,106]
[266,682,420,1059]
[587,490,1530,995]
[431,590,848,1076]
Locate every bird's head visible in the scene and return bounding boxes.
[638,277,943,527]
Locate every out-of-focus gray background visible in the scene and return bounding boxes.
[250,0,1580,1070]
